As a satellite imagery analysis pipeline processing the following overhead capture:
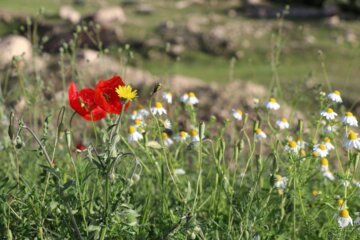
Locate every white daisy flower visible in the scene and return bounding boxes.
[274,175,288,189]
[341,112,358,127]
[323,170,335,181]
[322,137,335,151]
[338,209,353,228]
[131,110,141,120]
[232,109,243,121]
[284,141,299,155]
[341,180,350,187]
[136,104,150,117]
[180,93,189,103]
[162,92,173,104]
[190,129,201,142]
[276,117,289,129]
[128,126,143,143]
[187,92,199,105]
[151,102,167,116]
[132,118,144,129]
[254,128,267,141]
[163,119,172,129]
[320,158,329,172]
[265,98,280,111]
[328,90,342,103]
[175,131,189,142]
[320,108,337,120]
[343,131,360,150]
[324,125,336,133]
[161,132,174,146]
[174,168,186,175]
[296,136,307,149]
[313,144,329,157]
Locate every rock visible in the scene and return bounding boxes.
[135,4,154,15]
[0,35,32,68]
[201,26,236,55]
[59,6,81,24]
[176,1,192,9]
[76,49,100,64]
[94,6,126,26]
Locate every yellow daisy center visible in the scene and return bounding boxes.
[179,131,187,138]
[326,108,334,113]
[320,158,328,166]
[340,209,349,218]
[334,90,341,96]
[161,132,168,140]
[269,98,277,103]
[345,112,353,117]
[134,119,142,126]
[255,128,263,134]
[155,102,163,108]
[132,110,137,115]
[190,129,198,137]
[276,175,282,181]
[281,117,287,122]
[319,144,326,151]
[300,149,306,157]
[348,131,358,140]
[338,199,344,207]
[237,110,242,115]
[288,141,297,149]
[115,85,137,101]
[312,190,319,197]
[128,126,136,134]
[323,137,330,143]
[188,92,196,97]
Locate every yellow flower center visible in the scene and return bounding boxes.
[276,175,282,181]
[320,158,328,166]
[255,128,263,134]
[323,137,330,143]
[319,144,326,151]
[128,126,136,134]
[179,131,187,138]
[237,110,242,115]
[132,110,137,115]
[300,149,306,157]
[338,199,344,207]
[155,102,163,108]
[340,209,349,218]
[269,98,277,103]
[136,104,144,110]
[348,131,358,140]
[115,85,137,101]
[312,151,319,157]
[166,92,172,97]
[288,141,297,149]
[281,117,287,123]
[312,190,319,197]
[326,108,334,113]
[345,112,353,117]
[334,90,341,96]
[188,92,196,97]
[161,132,168,140]
[134,119,142,126]
[190,129,198,137]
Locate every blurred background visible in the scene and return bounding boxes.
[0,0,359,115]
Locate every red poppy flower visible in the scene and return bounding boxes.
[75,143,86,151]
[68,82,107,121]
[94,75,130,114]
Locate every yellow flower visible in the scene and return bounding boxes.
[115,85,137,101]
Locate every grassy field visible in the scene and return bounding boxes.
[1,1,360,239]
